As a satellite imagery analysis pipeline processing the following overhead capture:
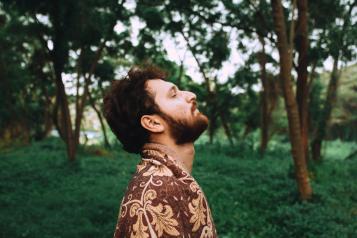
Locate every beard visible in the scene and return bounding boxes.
[158,110,209,144]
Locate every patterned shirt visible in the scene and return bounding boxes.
[113,143,217,238]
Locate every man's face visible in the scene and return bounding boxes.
[146,79,209,144]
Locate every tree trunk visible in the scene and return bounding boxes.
[54,71,76,161]
[208,105,217,144]
[258,36,270,154]
[74,44,105,147]
[219,111,234,146]
[310,2,353,161]
[307,59,317,93]
[271,0,312,200]
[88,92,111,148]
[42,90,53,139]
[296,0,309,162]
[177,59,184,88]
[52,97,65,140]
[311,57,340,161]
[95,105,111,148]
[52,2,76,161]
[242,124,253,139]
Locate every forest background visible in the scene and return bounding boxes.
[0,0,356,237]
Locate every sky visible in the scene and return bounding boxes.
[119,14,337,90]
[115,0,342,88]
[55,2,355,95]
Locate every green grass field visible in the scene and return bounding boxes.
[0,138,356,238]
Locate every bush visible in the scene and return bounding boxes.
[0,138,356,237]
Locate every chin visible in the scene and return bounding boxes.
[160,109,209,144]
[197,112,209,125]
[193,113,209,134]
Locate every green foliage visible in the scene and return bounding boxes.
[0,6,52,142]
[227,67,261,135]
[0,139,356,237]
[1,0,356,150]
[309,0,356,62]
[0,138,138,238]
[195,141,357,237]
[310,64,357,141]
[136,5,165,30]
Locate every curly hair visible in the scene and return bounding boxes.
[103,66,167,153]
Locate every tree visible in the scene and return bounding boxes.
[222,0,278,153]
[271,0,312,200]
[0,5,53,145]
[295,0,309,160]
[310,0,356,161]
[2,0,131,160]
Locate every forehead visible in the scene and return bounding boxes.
[146,79,174,97]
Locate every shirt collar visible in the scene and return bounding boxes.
[141,142,178,160]
[140,142,190,175]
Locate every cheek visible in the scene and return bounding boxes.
[159,99,190,119]
[171,105,188,119]
[179,104,191,117]
[171,106,187,119]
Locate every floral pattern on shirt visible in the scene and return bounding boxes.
[113,143,217,238]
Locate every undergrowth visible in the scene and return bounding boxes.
[0,138,356,238]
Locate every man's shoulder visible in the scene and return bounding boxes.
[115,159,218,238]
[123,160,184,200]
[115,160,186,237]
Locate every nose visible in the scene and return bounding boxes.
[184,91,197,103]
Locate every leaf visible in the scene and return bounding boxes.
[130,212,149,238]
[147,203,180,236]
[188,193,206,232]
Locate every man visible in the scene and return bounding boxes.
[104,65,217,237]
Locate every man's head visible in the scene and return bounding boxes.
[103,65,208,154]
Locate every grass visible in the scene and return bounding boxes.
[0,138,356,238]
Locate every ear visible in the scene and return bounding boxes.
[141,115,164,133]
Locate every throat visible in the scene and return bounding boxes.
[171,143,195,173]
[148,135,196,173]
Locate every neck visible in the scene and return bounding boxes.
[150,137,195,173]
[169,142,195,173]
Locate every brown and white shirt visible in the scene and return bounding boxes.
[113,143,217,238]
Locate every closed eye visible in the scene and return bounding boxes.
[168,85,179,98]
